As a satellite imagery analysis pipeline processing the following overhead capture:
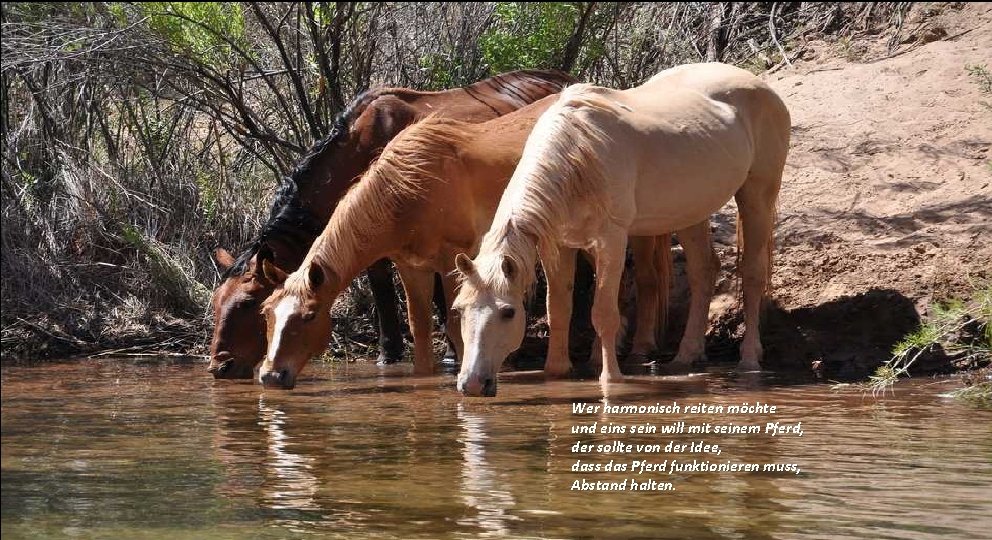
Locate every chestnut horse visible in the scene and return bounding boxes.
[208,70,573,379]
[254,96,557,388]
[452,63,790,396]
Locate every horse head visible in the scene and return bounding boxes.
[258,262,336,389]
[451,252,529,397]
[208,247,288,379]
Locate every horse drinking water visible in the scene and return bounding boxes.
[256,95,676,389]
[255,97,560,388]
[452,63,790,396]
[207,71,572,379]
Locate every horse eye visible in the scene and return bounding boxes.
[301,312,316,322]
[498,306,515,320]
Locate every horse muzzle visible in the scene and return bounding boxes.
[259,368,296,390]
[207,354,256,380]
[458,373,497,397]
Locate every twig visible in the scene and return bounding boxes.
[13,317,87,346]
[768,3,792,67]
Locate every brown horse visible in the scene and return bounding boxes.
[208,71,573,379]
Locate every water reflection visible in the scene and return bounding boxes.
[455,403,518,536]
[2,360,991,540]
[257,397,319,513]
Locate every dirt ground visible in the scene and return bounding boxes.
[688,3,992,380]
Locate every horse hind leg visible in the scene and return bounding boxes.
[734,172,781,371]
[629,236,660,360]
[653,233,672,348]
[367,259,405,365]
[670,221,718,368]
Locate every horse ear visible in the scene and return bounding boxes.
[213,248,235,272]
[500,256,516,281]
[253,245,275,281]
[308,264,324,288]
[257,243,275,263]
[261,259,289,284]
[455,253,476,276]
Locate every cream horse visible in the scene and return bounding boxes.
[452,63,790,396]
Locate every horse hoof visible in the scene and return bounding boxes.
[627,351,654,366]
[544,365,572,379]
[599,370,622,384]
[659,361,693,375]
[376,352,403,366]
[735,360,762,373]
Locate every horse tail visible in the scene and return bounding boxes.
[735,198,778,301]
[766,202,778,296]
[654,233,672,344]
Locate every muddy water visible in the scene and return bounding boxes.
[1,359,990,539]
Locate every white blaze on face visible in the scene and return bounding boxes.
[267,295,300,362]
[461,300,515,380]
[462,305,493,366]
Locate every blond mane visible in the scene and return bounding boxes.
[281,116,476,298]
[472,84,621,295]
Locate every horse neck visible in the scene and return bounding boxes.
[296,71,569,218]
[492,101,604,263]
[460,130,523,198]
[306,174,410,292]
[267,232,318,272]
[310,223,393,301]
[292,144,379,224]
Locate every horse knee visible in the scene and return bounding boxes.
[591,303,620,337]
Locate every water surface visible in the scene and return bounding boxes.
[2,358,990,539]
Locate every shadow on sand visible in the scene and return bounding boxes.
[511,287,950,383]
[709,287,953,381]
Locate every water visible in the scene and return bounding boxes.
[2,358,990,539]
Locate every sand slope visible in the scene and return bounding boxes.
[701,3,991,377]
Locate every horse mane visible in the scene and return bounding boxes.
[227,71,574,280]
[223,88,409,279]
[283,115,475,296]
[473,84,619,293]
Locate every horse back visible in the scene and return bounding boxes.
[399,69,573,122]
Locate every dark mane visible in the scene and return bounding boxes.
[223,89,389,278]
[285,88,386,182]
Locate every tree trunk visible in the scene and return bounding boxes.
[706,2,728,62]
[560,2,597,73]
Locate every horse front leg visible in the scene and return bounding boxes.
[543,246,577,378]
[629,236,659,360]
[591,228,629,384]
[394,264,437,376]
[367,259,405,365]
[439,267,463,364]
